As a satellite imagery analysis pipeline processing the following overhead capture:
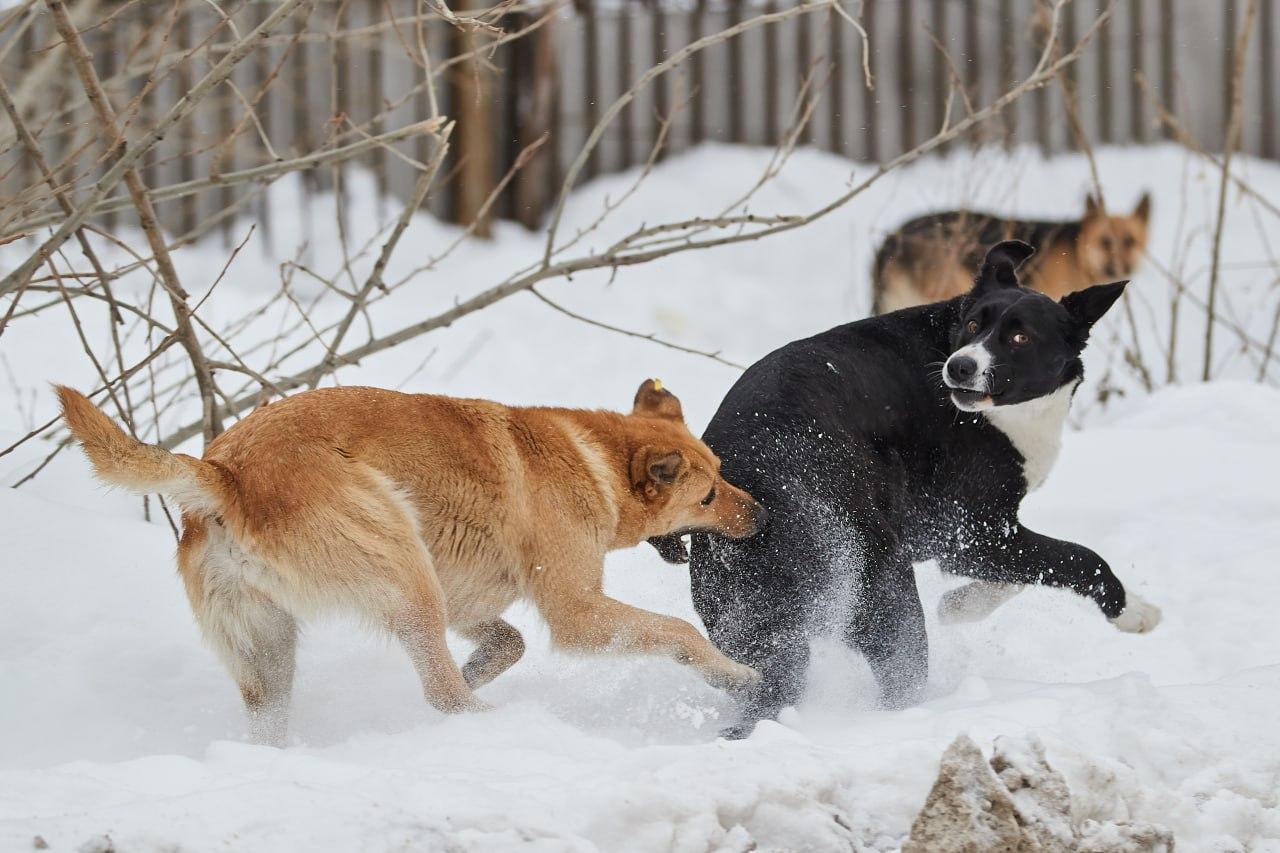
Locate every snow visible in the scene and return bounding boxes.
[2,143,1279,851]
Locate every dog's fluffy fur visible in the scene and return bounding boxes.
[873,193,1151,313]
[652,241,1160,737]
[58,379,766,743]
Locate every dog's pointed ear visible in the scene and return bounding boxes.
[630,447,687,498]
[633,378,684,421]
[1061,281,1128,329]
[976,240,1035,290]
[1133,191,1152,224]
[647,534,690,564]
[1084,192,1104,220]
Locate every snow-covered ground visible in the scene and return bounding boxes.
[2,144,1279,851]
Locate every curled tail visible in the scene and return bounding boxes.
[56,386,226,516]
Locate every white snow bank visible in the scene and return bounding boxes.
[2,144,1279,851]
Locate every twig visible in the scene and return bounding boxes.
[1204,0,1260,381]
[0,0,315,299]
[45,0,224,442]
[530,287,744,370]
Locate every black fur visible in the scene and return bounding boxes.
[667,241,1134,737]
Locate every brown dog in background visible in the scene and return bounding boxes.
[58,379,766,744]
[872,192,1151,313]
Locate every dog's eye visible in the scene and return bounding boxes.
[965,320,979,334]
[1100,236,1113,250]
[1123,235,1136,249]
[1011,332,1030,345]
[701,487,716,506]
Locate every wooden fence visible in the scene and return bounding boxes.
[2,0,1277,243]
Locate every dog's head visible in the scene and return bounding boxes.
[1076,192,1150,281]
[943,240,1126,413]
[627,379,767,563]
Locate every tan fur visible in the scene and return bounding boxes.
[57,380,765,744]
[873,193,1151,312]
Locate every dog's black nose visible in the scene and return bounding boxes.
[947,356,978,383]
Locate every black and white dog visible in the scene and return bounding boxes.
[651,240,1160,737]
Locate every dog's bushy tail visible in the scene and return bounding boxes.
[56,386,226,516]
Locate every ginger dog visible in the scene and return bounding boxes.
[873,192,1151,313]
[58,379,766,744]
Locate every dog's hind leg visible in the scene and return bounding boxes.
[843,553,929,710]
[937,580,1024,624]
[690,535,814,738]
[178,524,299,746]
[221,596,297,746]
[319,468,489,715]
[381,543,490,713]
[180,537,299,742]
[459,619,525,689]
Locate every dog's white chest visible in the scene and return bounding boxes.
[982,381,1077,491]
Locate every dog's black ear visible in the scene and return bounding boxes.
[1061,280,1128,329]
[976,240,1035,289]
[647,534,690,564]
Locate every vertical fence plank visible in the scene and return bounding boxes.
[1160,0,1175,138]
[451,0,496,233]
[963,0,980,146]
[727,0,743,143]
[796,0,814,146]
[294,3,315,218]
[1033,1,1052,154]
[931,0,949,155]
[100,21,119,234]
[1263,0,1276,158]
[13,21,35,206]
[764,0,780,145]
[369,1,388,210]
[896,0,913,153]
[826,2,843,154]
[254,0,274,251]
[1096,0,1112,143]
[177,7,197,234]
[1061,0,1078,150]
[332,1,351,228]
[547,19,563,220]
[618,1,634,167]
[581,0,601,175]
[1129,0,1146,143]
[860,0,876,161]
[650,0,668,158]
[217,8,236,247]
[690,0,705,145]
[514,5,558,228]
[501,14,521,222]
[1223,0,1236,131]
[999,0,1015,146]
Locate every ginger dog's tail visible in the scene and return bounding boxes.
[56,386,226,516]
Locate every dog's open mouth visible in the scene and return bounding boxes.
[949,387,996,408]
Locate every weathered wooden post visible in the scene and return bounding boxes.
[450,0,496,236]
[513,0,559,229]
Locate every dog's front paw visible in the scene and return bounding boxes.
[1110,593,1162,634]
[707,660,761,692]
